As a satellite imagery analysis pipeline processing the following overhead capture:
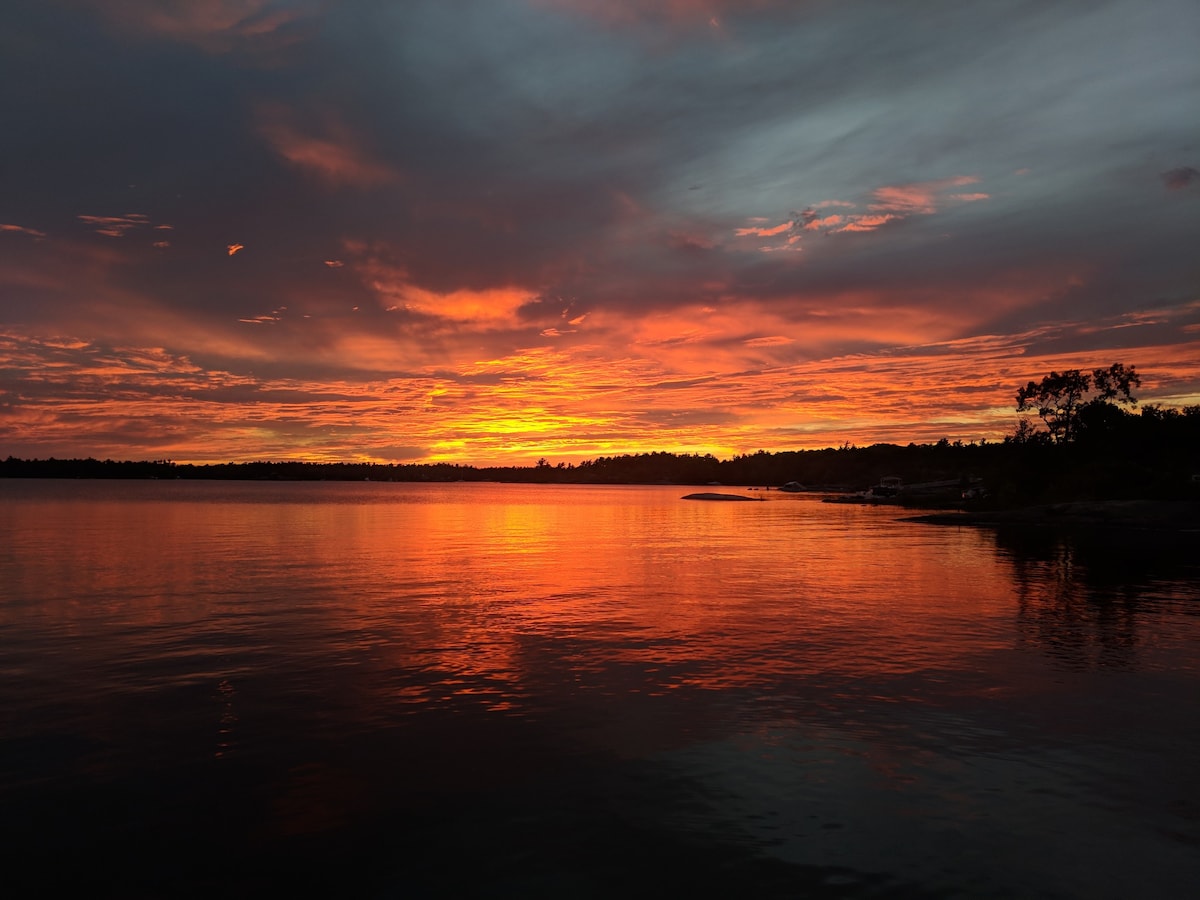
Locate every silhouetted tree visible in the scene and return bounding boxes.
[1015,363,1140,444]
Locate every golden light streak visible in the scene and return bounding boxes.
[4,285,1199,466]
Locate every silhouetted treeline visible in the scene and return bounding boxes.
[987,402,1200,505]
[1,446,975,487]
[4,404,1198,505]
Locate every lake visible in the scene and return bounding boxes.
[1,480,1198,898]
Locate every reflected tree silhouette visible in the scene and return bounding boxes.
[993,526,1198,670]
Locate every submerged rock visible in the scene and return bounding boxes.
[681,492,758,501]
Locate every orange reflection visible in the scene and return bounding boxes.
[10,481,1197,777]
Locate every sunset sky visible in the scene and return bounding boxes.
[3,0,1198,465]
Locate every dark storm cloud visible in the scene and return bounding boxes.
[349,0,1195,330]
[2,4,268,218]
[9,0,1192,326]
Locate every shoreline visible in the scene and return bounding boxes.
[907,499,1200,531]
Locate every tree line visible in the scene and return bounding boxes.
[4,363,1198,506]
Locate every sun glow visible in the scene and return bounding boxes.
[5,1,1197,465]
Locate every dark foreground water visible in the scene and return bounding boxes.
[1,480,1198,898]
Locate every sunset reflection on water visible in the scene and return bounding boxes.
[1,480,1198,897]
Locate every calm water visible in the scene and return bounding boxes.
[1,480,1198,898]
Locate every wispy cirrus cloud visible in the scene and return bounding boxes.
[835,214,900,234]
[77,213,151,238]
[737,175,991,248]
[869,175,984,215]
[239,306,288,326]
[1,223,46,238]
[734,221,792,238]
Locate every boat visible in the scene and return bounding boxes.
[866,475,903,499]
[823,476,904,504]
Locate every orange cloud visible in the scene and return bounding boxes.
[802,214,843,231]
[400,285,535,324]
[1,223,46,238]
[258,109,400,188]
[735,221,791,237]
[742,177,987,249]
[6,308,1198,466]
[227,243,244,256]
[836,213,899,233]
[4,227,1197,466]
[238,306,287,325]
[78,213,150,237]
[870,175,980,214]
[347,253,535,327]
